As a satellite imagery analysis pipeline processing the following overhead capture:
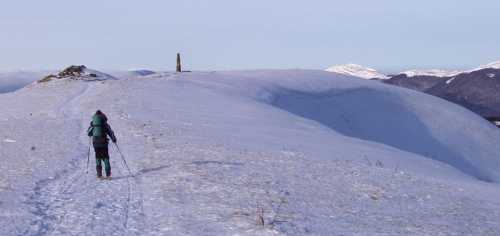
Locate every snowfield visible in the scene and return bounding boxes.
[1,69,500,235]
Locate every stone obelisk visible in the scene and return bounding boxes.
[176,53,181,72]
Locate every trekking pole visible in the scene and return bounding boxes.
[86,137,91,173]
[114,142,134,177]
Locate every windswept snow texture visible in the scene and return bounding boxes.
[325,63,389,79]
[1,70,500,235]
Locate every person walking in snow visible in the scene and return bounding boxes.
[87,110,117,180]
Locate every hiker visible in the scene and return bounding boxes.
[87,110,117,180]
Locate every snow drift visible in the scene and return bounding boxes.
[269,71,500,182]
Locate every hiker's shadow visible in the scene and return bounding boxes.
[113,165,171,180]
[109,176,130,180]
[139,165,171,174]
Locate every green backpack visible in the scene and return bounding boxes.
[92,114,104,137]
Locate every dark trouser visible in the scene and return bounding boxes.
[95,146,111,177]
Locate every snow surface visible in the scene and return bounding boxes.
[80,68,119,81]
[325,64,389,79]
[101,69,157,79]
[1,69,500,235]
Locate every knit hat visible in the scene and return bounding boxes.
[96,110,102,115]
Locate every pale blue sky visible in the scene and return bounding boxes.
[1,0,499,74]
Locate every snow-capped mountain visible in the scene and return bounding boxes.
[382,61,500,117]
[1,68,500,235]
[425,67,500,117]
[468,61,500,72]
[384,73,450,92]
[325,63,389,79]
[324,61,500,118]
[396,61,500,78]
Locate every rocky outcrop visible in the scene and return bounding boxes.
[38,65,116,83]
[38,65,87,83]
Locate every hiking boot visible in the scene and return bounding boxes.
[107,176,111,180]
[96,165,102,177]
[98,175,103,180]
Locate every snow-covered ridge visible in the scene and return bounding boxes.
[325,63,389,79]
[101,69,156,79]
[398,61,500,77]
[398,69,461,78]
[0,67,121,93]
[468,61,500,72]
[327,61,500,79]
[81,68,118,81]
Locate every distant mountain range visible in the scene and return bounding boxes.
[326,62,500,119]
